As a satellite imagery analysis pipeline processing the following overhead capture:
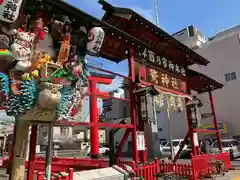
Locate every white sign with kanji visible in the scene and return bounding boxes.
[136,131,145,151]
[0,0,24,23]
[193,133,199,147]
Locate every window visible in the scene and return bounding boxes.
[225,72,237,82]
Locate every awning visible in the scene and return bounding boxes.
[187,69,224,94]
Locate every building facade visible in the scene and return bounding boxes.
[174,25,240,138]
[103,87,189,157]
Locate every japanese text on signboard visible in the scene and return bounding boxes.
[147,68,187,93]
[138,48,186,76]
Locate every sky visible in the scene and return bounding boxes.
[67,0,240,77]
[66,0,240,120]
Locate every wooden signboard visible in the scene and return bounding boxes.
[137,48,186,76]
[146,68,187,94]
[134,47,188,95]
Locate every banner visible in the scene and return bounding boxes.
[201,120,227,134]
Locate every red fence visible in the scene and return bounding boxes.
[117,158,192,180]
[117,152,231,180]
[2,152,231,180]
[3,157,109,172]
[191,152,231,179]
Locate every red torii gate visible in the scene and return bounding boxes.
[99,0,224,162]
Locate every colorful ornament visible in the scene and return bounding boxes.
[7,79,36,116]
[0,72,10,97]
[21,73,32,81]
[56,86,74,118]
[57,33,71,65]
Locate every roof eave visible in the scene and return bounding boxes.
[99,0,210,66]
[187,69,224,93]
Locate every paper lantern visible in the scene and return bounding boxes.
[176,96,183,112]
[155,93,164,108]
[0,0,24,23]
[86,27,105,56]
[168,95,177,111]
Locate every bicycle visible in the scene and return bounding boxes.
[153,172,179,180]
[123,165,144,180]
[208,160,226,180]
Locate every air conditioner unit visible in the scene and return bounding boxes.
[172,25,206,49]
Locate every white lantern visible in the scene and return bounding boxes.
[176,96,183,112]
[168,95,177,111]
[155,93,164,108]
[136,86,159,124]
[86,27,105,56]
[0,0,24,23]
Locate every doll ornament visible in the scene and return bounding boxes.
[11,29,35,72]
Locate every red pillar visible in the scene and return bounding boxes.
[88,76,112,158]
[209,90,222,152]
[89,79,100,158]
[128,48,139,163]
[27,125,38,180]
[137,96,147,162]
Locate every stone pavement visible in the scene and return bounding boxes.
[212,169,240,180]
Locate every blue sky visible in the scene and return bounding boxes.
[67,0,240,78]
[68,0,240,38]
[66,0,240,120]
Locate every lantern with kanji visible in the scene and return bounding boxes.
[136,86,159,124]
[86,27,105,56]
[186,96,203,128]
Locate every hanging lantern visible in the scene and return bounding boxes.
[175,96,183,112]
[86,27,105,56]
[168,95,177,111]
[185,96,203,128]
[0,0,24,23]
[135,86,159,124]
[155,93,164,108]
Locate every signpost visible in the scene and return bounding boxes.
[136,131,145,151]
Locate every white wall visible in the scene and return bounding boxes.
[38,126,73,145]
[154,101,188,143]
[190,32,240,136]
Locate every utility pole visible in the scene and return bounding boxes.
[153,0,160,27]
